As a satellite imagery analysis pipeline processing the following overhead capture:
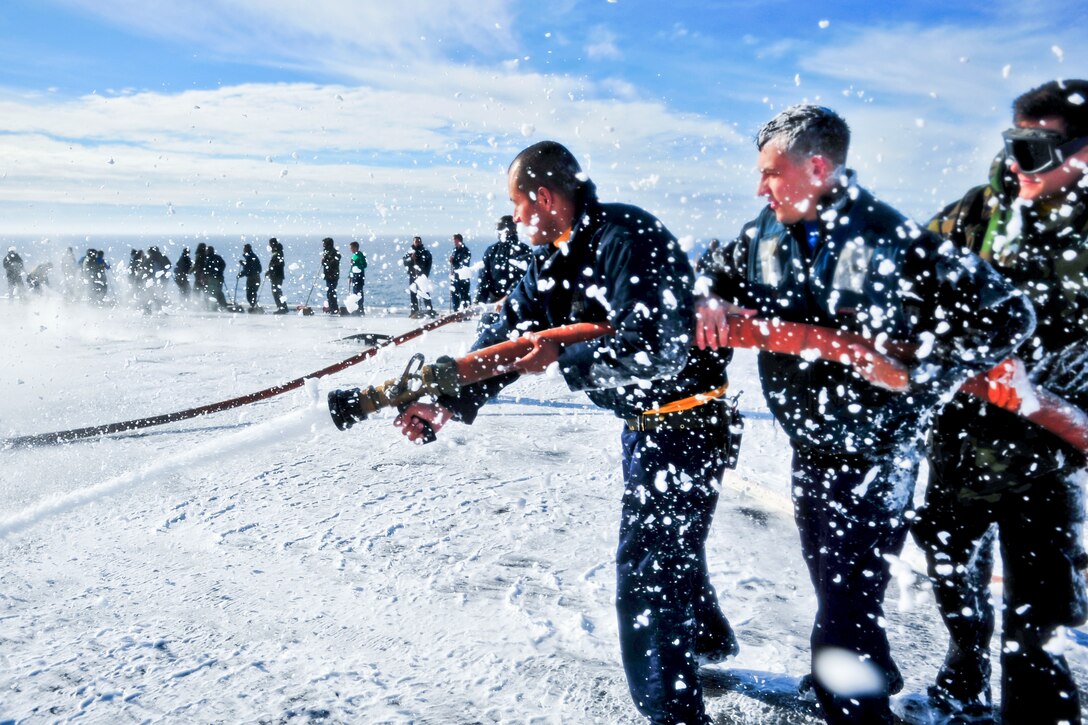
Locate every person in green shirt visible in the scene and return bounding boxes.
[349,240,367,315]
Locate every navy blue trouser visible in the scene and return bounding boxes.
[269,278,285,310]
[325,280,339,313]
[914,461,1086,724]
[616,425,733,725]
[408,287,433,314]
[350,273,365,313]
[451,279,471,310]
[792,443,918,725]
[245,275,260,307]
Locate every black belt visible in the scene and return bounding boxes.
[624,404,727,432]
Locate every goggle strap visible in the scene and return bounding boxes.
[1058,135,1088,162]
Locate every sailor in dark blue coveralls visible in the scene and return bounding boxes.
[395,141,740,725]
[696,106,1035,725]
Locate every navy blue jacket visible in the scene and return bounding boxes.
[174,252,192,278]
[475,237,532,304]
[442,181,729,422]
[322,249,341,284]
[403,247,432,279]
[205,253,225,282]
[238,251,262,279]
[708,174,1034,454]
[267,247,285,283]
[449,246,472,276]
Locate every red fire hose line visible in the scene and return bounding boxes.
[3,309,474,449]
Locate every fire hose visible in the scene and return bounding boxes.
[327,322,612,442]
[327,316,1088,453]
[3,309,474,449]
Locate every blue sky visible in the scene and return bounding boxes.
[0,0,1083,245]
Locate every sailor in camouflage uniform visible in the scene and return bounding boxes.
[915,79,1088,725]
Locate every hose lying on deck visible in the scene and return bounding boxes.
[3,309,473,449]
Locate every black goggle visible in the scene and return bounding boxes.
[1002,127,1088,175]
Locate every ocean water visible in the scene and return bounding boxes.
[1,233,483,313]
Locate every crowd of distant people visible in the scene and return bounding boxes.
[4,238,301,313]
[396,216,533,320]
[5,245,113,304]
[2,219,540,318]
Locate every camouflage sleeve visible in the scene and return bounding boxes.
[927,184,992,254]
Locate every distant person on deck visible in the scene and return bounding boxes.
[146,246,171,309]
[402,236,434,318]
[238,243,263,310]
[25,262,51,293]
[88,250,110,304]
[4,247,25,299]
[61,247,79,301]
[266,238,288,313]
[79,248,96,300]
[128,249,147,306]
[193,243,208,299]
[475,215,532,328]
[448,234,472,311]
[174,247,192,298]
[321,237,341,315]
[146,246,171,289]
[348,240,367,315]
[204,246,227,309]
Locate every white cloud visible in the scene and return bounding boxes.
[800,22,1084,115]
[56,0,518,66]
[586,26,622,61]
[0,68,749,235]
[758,8,1088,220]
[14,0,1083,239]
[659,23,690,42]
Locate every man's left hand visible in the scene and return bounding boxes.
[985,357,1023,411]
[513,332,561,375]
[695,295,757,350]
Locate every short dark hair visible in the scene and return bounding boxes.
[756,105,851,167]
[1013,79,1088,140]
[453,233,463,243]
[509,140,586,199]
[349,241,359,250]
[497,215,518,242]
